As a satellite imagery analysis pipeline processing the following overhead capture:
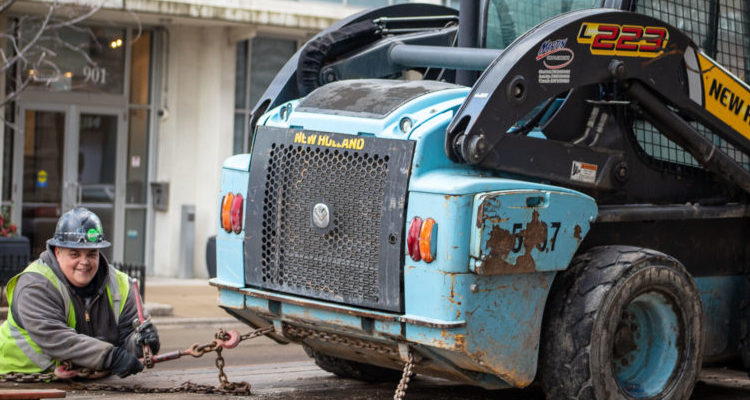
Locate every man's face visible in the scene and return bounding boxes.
[55,247,99,287]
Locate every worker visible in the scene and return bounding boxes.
[0,207,159,378]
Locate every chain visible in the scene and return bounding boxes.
[0,372,58,383]
[284,324,399,357]
[393,350,415,400]
[0,326,274,396]
[68,381,252,395]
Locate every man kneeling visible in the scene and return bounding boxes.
[0,207,159,378]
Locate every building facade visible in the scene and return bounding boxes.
[0,0,452,277]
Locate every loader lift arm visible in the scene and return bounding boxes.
[444,8,750,197]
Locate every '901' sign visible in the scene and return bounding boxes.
[577,23,669,58]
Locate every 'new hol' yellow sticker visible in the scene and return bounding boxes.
[698,53,750,142]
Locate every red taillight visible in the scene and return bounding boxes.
[221,193,234,233]
[419,218,437,263]
[407,217,423,261]
[230,194,244,233]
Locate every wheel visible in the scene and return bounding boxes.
[540,246,703,400]
[306,347,403,382]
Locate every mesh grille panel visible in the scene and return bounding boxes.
[260,144,388,303]
[246,126,414,312]
[634,1,750,173]
[632,120,750,172]
[637,0,749,82]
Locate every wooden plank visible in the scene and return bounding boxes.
[0,389,66,399]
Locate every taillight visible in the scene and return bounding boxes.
[230,194,244,233]
[407,217,422,261]
[419,218,437,263]
[221,193,234,233]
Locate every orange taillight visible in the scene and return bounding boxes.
[221,193,234,233]
[418,218,437,263]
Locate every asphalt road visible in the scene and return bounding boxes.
[3,322,750,399]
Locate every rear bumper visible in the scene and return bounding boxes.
[210,274,553,389]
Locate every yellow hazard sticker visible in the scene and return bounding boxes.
[698,53,750,141]
[293,131,365,150]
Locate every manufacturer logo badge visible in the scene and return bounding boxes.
[312,203,330,229]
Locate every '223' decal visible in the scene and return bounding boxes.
[577,23,669,58]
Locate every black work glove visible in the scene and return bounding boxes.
[109,346,143,378]
[134,319,160,355]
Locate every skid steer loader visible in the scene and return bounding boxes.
[211,0,750,398]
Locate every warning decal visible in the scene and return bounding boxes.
[571,161,597,184]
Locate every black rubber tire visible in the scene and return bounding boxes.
[308,349,402,382]
[539,246,703,400]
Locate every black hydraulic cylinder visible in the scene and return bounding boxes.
[627,80,750,195]
[388,44,500,71]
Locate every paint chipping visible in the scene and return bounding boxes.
[477,210,546,274]
[574,224,582,240]
[476,201,485,228]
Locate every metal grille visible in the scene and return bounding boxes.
[633,0,750,173]
[261,144,387,303]
[246,126,414,312]
[632,120,750,172]
[637,0,750,82]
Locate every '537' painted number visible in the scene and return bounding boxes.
[577,23,669,58]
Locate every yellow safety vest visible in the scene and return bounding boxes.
[0,261,130,373]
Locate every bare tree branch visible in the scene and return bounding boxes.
[0,0,17,15]
[46,3,101,30]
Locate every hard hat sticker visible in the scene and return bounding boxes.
[86,228,99,242]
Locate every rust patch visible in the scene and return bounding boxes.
[477,210,547,275]
[574,224,582,240]
[476,201,485,228]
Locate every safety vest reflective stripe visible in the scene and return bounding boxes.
[22,263,76,327]
[106,267,131,325]
[7,319,53,370]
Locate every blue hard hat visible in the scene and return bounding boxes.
[47,207,111,249]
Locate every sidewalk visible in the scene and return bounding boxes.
[0,277,237,325]
[145,276,236,325]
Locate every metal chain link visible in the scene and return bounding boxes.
[0,326,273,396]
[0,372,58,383]
[393,350,415,400]
[285,324,399,357]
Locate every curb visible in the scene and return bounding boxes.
[151,316,239,326]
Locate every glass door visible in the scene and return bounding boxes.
[18,105,123,261]
[20,109,66,257]
[75,112,120,261]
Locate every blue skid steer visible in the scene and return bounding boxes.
[212,0,750,398]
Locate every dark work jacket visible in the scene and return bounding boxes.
[9,245,140,370]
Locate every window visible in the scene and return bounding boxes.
[485,0,597,49]
[233,37,297,154]
[124,30,154,265]
[18,23,127,94]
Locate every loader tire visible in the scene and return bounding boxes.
[309,350,402,382]
[540,246,703,400]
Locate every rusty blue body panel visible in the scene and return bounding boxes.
[470,190,597,275]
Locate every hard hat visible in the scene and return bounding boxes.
[47,207,111,249]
